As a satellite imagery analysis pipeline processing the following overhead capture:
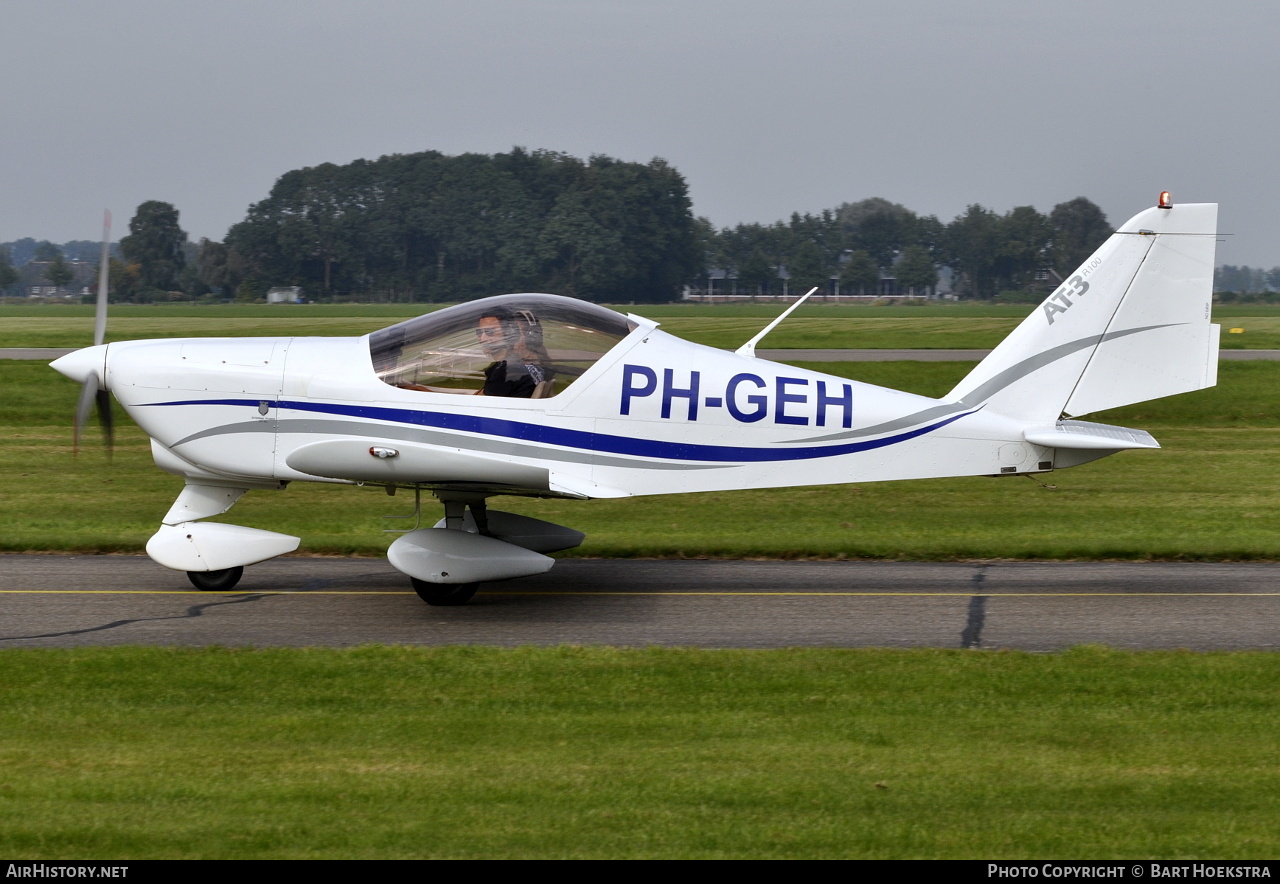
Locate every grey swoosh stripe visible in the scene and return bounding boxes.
[954,324,1171,408]
[173,418,730,472]
[792,324,1178,444]
[174,421,275,445]
[794,401,970,445]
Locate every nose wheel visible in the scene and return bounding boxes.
[187,567,245,591]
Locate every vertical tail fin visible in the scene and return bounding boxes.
[947,200,1219,422]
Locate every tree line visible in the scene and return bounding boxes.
[220,148,700,303]
[3,147,1270,303]
[1213,265,1280,302]
[3,149,703,304]
[698,196,1116,299]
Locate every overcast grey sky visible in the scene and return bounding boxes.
[3,0,1276,265]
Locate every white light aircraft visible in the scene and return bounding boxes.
[52,195,1219,604]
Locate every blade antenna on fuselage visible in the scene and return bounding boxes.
[734,286,818,358]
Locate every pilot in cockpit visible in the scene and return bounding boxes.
[474,307,554,398]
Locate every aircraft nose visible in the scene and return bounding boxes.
[50,344,109,385]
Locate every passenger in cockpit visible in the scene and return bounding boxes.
[475,307,554,398]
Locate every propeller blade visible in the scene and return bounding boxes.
[73,372,99,455]
[94,210,111,347]
[70,210,113,455]
[96,388,114,456]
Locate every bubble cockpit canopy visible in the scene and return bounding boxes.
[368,294,637,398]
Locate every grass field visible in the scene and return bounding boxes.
[4,314,1279,860]
[1,645,1278,859]
[3,302,1278,348]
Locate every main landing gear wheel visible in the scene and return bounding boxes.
[411,578,479,606]
[187,566,245,592]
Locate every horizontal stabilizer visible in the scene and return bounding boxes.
[1023,420,1159,450]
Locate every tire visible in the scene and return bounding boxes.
[187,566,245,591]
[410,578,479,606]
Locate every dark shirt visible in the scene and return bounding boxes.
[482,360,549,398]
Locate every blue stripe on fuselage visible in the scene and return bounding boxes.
[138,398,974,463]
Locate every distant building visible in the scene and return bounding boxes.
[18,260,98,298]
[266,285,304,304]
[1030,267,1065,293]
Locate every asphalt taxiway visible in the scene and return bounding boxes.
[2,555,1277,651]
